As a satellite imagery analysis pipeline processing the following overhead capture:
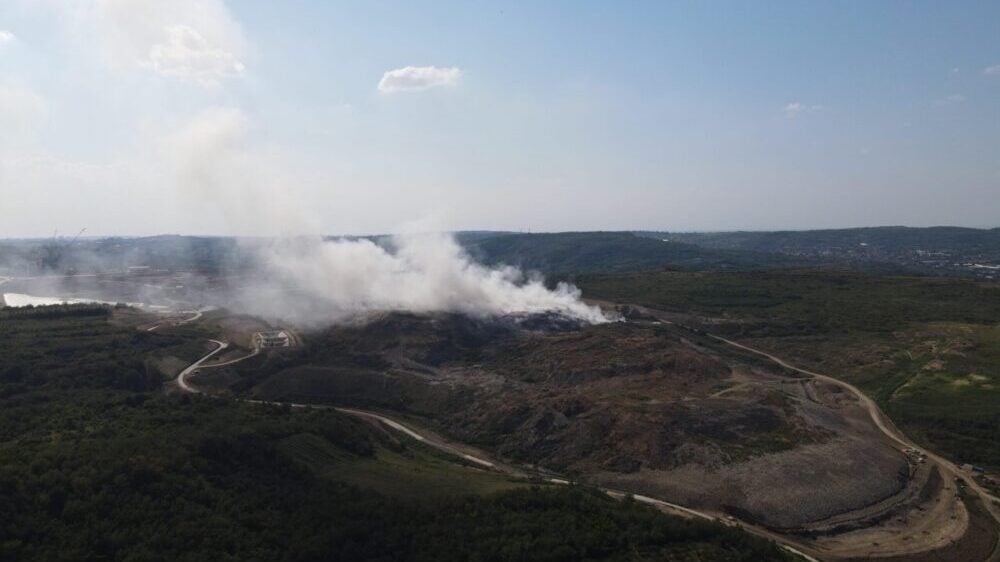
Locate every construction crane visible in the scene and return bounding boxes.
[68,228,87,246]
[38,227,87,274]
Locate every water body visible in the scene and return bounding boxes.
[2,293,128,308]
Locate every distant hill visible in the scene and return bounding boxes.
[636,226,1000,278]
[462,231,802,275]
[0,235,248,275]
[6,227,996,279]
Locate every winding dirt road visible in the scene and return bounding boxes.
[172,336,822,561]
[176,340,228,393]
[168,307,1000,561]
[631,308,1000,527]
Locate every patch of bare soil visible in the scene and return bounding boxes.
[152,355,194,379]
[834,484,1000,562]
[109,307,159,328]
[596,434,908,529]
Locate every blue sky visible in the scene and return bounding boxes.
[0,1,998,237]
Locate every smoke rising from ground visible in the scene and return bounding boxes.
[1,105,611,325]
[239,234,609,325]
[0,233,612,325]
[160,107,612,325]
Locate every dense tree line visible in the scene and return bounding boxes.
[579,269,1000,334]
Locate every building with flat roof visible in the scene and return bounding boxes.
[254,331,290,348]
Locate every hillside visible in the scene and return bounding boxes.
[0,306,791,561]
[638,226,1000,278]
[578,268,1000,471]
[209,313,942,536]
[8,227,996,281]
[463,231,801,275]
[0,235,249,276]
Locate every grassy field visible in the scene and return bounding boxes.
[278,432,528,499]
[579,269,1000,471]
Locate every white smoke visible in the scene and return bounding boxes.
[241,233,609,324]
[164,108,611,325]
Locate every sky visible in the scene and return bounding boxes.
[0,1,998,238]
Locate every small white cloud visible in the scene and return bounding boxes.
[934,94,965,106]
[0,30,16,47]
[984,64,1000,75]
[378,66,461,93]
[145,25,245,83]
[784,102,803,116]
[783,102,822,118]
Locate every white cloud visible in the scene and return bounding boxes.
[783,102,823,119]
[0,30,15,47]
[985,64,1000,75]
[783,102,802,117]
[378,65,461,93]
[934,94,965,106]
[31,0,247,81]
[145,24,244,82]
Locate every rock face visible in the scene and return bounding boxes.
[226,313,908,529]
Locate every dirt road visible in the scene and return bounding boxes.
[173,339,821,561]
[169,307,997,560]
[611,310,999,559]
[631,307,1000,524]
[149,307,210,332]
[175,340,228,393]
[708,333,1000,530]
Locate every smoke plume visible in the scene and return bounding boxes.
[238,233,609,325]
[167,108,612,325]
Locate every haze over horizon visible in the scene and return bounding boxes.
[1,1,999,238]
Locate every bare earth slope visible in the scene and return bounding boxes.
[198,313,953,539]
